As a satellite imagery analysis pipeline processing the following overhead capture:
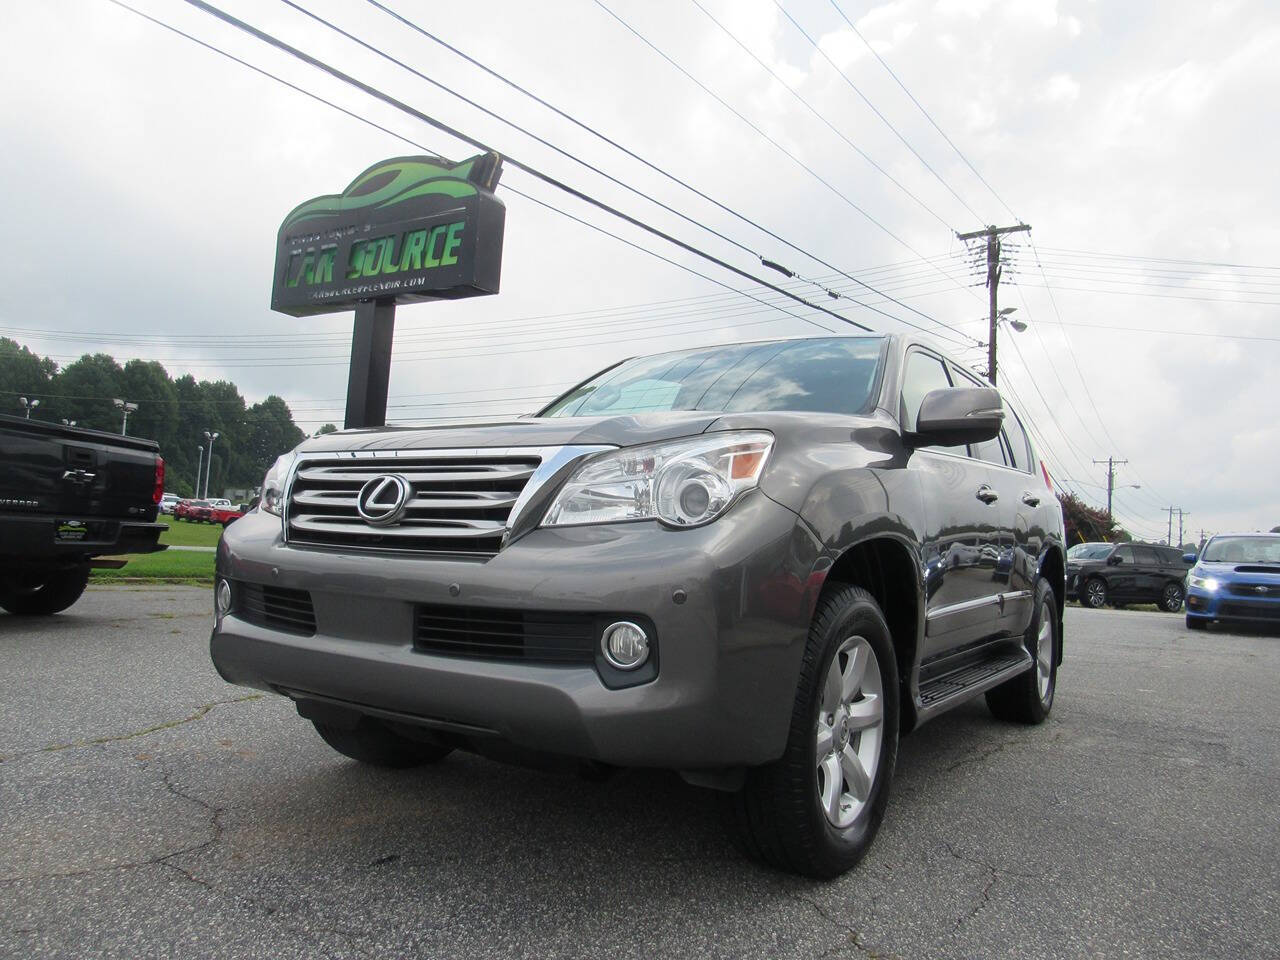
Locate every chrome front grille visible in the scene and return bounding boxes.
[286,450,542,555]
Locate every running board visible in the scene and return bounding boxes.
[917,649,1033,718]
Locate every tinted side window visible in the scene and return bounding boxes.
[971,434,1007,466]
[1114,545,1135,564]
[1133,546,1160,566]
[900,351,953,432]
[1002,408,1033,473]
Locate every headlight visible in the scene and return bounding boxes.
[1188,573,1219,591]
[542,431,774,529]
[260,451,298,517]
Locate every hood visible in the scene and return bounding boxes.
[1194,560,1280,577]
[296,411,726,454]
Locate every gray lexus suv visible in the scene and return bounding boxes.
[212,334,1065,878]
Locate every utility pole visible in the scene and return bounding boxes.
[1177,509,1189,549]
[957,223,1031,386]
[1093,457,1129,526]
[1163,506,1190,547]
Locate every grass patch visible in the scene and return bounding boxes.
[158,518,224,548]
[92,549,215,583]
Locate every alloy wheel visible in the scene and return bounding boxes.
[1035,599,1055,701]
[1085,580,1106,608]
[1162,584,1183,612]
[815,636,884,829]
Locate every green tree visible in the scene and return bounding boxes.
[49,354,125,431]
[0,338,56,416]
[316,423,338,435]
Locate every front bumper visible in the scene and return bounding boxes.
[210,492,816,770]
[1185,585,1280,625]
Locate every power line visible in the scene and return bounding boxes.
[1011,282,1280,310]
[177,0,863,337]
[687,0,958,232]
[589,0,982,305]
[360,0,975,342]
[2,260,980,358]
[1038,246,1280,273]
[828,0,1019,222]
[769,0,986,224]
[104,0,872,354]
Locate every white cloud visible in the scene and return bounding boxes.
[1039,73,1081,103]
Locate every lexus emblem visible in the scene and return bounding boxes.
[356,474,411,526]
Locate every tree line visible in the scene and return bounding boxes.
[0,337,323,497]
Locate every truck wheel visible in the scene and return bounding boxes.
[986,578,1058,724]
[0,566,90,615]
[1082,577,1108,609]
[311,719,452,768]
[722,585,898,879]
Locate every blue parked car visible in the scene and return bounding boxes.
[1184,533,1280,630]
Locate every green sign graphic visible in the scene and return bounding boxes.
[271,153,505,317]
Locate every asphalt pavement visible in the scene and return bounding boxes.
[1,587,1277,960]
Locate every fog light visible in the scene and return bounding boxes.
[602,621,649,670]
[216,579,232,618]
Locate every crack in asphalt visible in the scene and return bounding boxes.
[940,840,1045,935]
[793,893,898,960]
[945,738,1010,773]
[0,694,262,764]
[0,761,227,888]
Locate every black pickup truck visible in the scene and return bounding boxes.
[0,414,167,614]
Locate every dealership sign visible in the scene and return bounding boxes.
[271,152,506,317]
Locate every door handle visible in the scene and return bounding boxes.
[975,485,999,504]
[1021,492,1041,507]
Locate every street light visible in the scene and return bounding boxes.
[17,397,40,419]
[113,397,138,435]
[976,308,1028,384]
[196,446,204,499]
[202,430,220,498]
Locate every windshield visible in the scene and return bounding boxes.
[539,337,886,418]
[1068,543,1114,561]
[1200,535,1280,564]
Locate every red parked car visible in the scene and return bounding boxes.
[209,503,246,527]
[174,498,211,522]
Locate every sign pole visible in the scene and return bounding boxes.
[344,298,396,429]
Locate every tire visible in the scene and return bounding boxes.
[1185,615,1207,631]
[1082,577,1108,609]
[311,719,452,768]
[0,566,90,615]
[986,578,1058,725]
[722,585,899,879]
[1159,582,1184,613]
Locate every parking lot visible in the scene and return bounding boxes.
[1,588,1277,960]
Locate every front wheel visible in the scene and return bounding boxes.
[0,566,90,615]
[1160,582,1184,613]
[986,578,1058,724]
[722,585,899,878]
[1082,577,1108,609]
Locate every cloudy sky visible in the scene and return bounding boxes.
[4,0,1278,540]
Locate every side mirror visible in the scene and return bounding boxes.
[1182,553,1197,564]
[909,387,1003,448]
[1108,554,1122,566]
